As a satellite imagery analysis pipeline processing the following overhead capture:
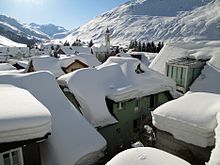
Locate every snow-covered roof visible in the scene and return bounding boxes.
[0,46,29,56]
[58,46,75,54]
[58,54,100,68]
[29,55,65,77]
[58,57,176,128]
[0,63,16,71]
[0,71,106,165]
[117,51,157,66]
[149,41,220,94]
[149,41,220,74]
[77,53,101,66]
[71,46,91,54]
[91,44,108,52]
[0,84,51,143]
[208,112,220,165]
[58,46,91,55]
[58,55,88,68]
[152,92,220,147]
[106,147,190,165]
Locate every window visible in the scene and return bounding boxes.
[134,99,139,112]
[149,95,155,109]
[0,148,24,165]
[133,118,141,131]
[117,102,124,110]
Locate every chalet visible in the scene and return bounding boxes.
[0,72,106,165]
[152,92,220,164]
[0,84,51,165]
[58,57,176,157]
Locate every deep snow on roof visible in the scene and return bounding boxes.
[149,41,220,74]
[0,71,106,165]
[29,56,65,77]
[149,41,220,94]
[208,112,220,165]
[152,92,220,147]
[58,57,176,128]
[59,53,100,68]
[0,63,16,71]
[106,147,190,165]
[59,46,91,55]
[0,84,51,143]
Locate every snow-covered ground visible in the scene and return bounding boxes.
[0,35,26,47]
[106,147,190,165]
[0,71,106,165]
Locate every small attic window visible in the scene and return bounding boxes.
[135,63,144,74]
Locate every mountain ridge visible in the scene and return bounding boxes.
[64,0,218,45]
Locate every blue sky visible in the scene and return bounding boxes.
[0,0,129,30]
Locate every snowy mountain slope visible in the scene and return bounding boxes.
[64,0,218,45]
[30,23,68,39]
[0,15,50,44]
[0,35,26,47]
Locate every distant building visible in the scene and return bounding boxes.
[105,28,111,55]
[92,28,112,63]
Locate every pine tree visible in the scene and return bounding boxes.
[134,40,138,50]
[146,42,151,52]
[138,41,142,51]
[142,42,146,52]
[151,41,156,53]
[64,41,70,46]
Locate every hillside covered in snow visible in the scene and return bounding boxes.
[0,35,26,47]
[0,15,51,44]
[29,23,69,39]
[64,0,220,45]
